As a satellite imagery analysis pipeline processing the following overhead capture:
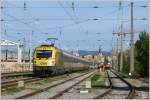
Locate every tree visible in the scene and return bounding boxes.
[134,31,149,77]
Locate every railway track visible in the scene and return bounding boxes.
[15,70,96,99]
[51,70,108,99]
[2,70,91,88]
[1,71,33,79]
[2,70,136,99]
[93,70,112,99]
[94,70,135,99]
[49,71,95,99]
[1,77,41,88]
[116,71,149,84]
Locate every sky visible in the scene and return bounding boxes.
[1,0,149,52]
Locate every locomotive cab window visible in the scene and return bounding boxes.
[36,50,52,59]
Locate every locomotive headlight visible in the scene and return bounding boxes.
[52,61,55,64]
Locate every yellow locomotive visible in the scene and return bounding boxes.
[33,44,91,76]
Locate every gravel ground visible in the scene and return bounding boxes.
[26,71,95,99]
[1,89,34,99]
[58,79,108,99]
[1,70,93,99]
[125,77,149,99]
[56,70,108,99]
[3,70,148,99]
[134,90,149,99]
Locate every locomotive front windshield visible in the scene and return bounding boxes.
[36,50,52,58]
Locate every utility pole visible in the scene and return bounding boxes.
[0,0,2,67]
[113,26,128,72]
[5,30,8,61]
[113,32,120,71]
[120,24,123,72]
[23,37,26,62]
[113,32,123,72]
[130,2,134,73]
[29,30,33,71]
[116,37,119,71]
[112,47,115,70]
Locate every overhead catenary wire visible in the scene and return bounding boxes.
[2,12,45,34]
[2,2,147,33]
[2,1,46,34]
[57,1,85,36]
[2,1,59,46]
[46,7,121,31]
[2,1,130,31]
[2,5,130,9]
[3,2,144,46]
[1,2,133,33]
[65,1,90,50]
[1,17,149,22]
[2,1,147,27]
[2,4,148,9]
[2,1,148,52]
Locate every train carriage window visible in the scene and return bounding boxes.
[36,50,52,58]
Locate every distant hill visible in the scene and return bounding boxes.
[77,50,110,56]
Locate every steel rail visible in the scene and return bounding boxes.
[1,72,33,78]
[110,70,135,99]
[93,70,112,99]
[114,70,149,84]
[94,70,135,99]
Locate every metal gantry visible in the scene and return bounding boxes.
[0,39,23,63]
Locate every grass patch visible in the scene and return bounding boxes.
[42,78,54,83]
[1,87,25,95]
[91,73,105,88]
